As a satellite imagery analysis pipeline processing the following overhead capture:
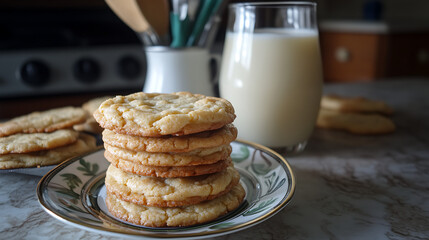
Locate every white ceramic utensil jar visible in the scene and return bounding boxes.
[143,47,217,96]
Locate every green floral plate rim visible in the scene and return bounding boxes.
[37,140,295,239]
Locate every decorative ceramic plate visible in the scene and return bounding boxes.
[37,140,295,239]
[0,165,56,176]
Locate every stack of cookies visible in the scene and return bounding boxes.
[0,106,97,169]
[93,92,245,227]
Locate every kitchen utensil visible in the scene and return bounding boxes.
[135,0,170,45]
[187,0,200,21]
[170,0,191,48]
[186,0,217,46]
[105,0,160,45]
[197,0,229,48]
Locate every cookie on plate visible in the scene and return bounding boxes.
[104,143,231,166]
[317,109,396,135]
[102,124,237,153]
[105,183,245,227]
[105,164,240,207]
[106,155,232,178]
[0,106,87,137]
[74,96,112,134]
[83,96,113,114]
[93,92,236,137]
[321,95,393,115]
[0,133,97,169]
[0,129,79,154]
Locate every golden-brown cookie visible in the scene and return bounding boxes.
[105,164,240,207]
[105,183,245,227]
[0,129,79,154]
[74,96,112,134]
[73,120,103,134]
[102,124,237,153]
[106,156,232,178]
[316,109,396,135]
[321,95,394,115]
[93,92,236,137]
[83,96,113,114]
[104,143,231,167]
[0,133,97,169]
[0,106,87,137]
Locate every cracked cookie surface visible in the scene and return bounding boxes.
[0,133,97,169]
[105,164,240,207]
[0,106,87,137]
[0,129,79,154]
[93,92,235,137]
[105,183,245,227]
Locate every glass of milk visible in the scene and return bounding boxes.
[219,2,323,154]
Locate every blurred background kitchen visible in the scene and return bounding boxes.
[1,0,428,119]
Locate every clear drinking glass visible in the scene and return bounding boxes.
[219,2,323,154]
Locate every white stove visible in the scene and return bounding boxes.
[0,3,148,100]
[0,45,146,98]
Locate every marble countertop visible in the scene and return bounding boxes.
[1,79,429,239]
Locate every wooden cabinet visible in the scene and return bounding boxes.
[320,31,388,82]
[319,22,429,83]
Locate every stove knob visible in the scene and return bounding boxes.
[73,57,100,83]
[117,55,141,80]
[19,59,50,87]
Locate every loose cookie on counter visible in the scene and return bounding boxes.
[93,92,236,137]
[321,95,393,115]
[317,109,396,135]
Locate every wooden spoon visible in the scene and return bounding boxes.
[105,0,160,45]
[135,0,170,43]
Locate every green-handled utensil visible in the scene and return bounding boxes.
[170,0,191,48]
[170,14,192,47]
[136,0,170,45]
[197,0,228,48]
[186,0,217,47]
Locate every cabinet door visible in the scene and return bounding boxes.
[320,32,388,83]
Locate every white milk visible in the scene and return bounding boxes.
[219,30,323,147]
